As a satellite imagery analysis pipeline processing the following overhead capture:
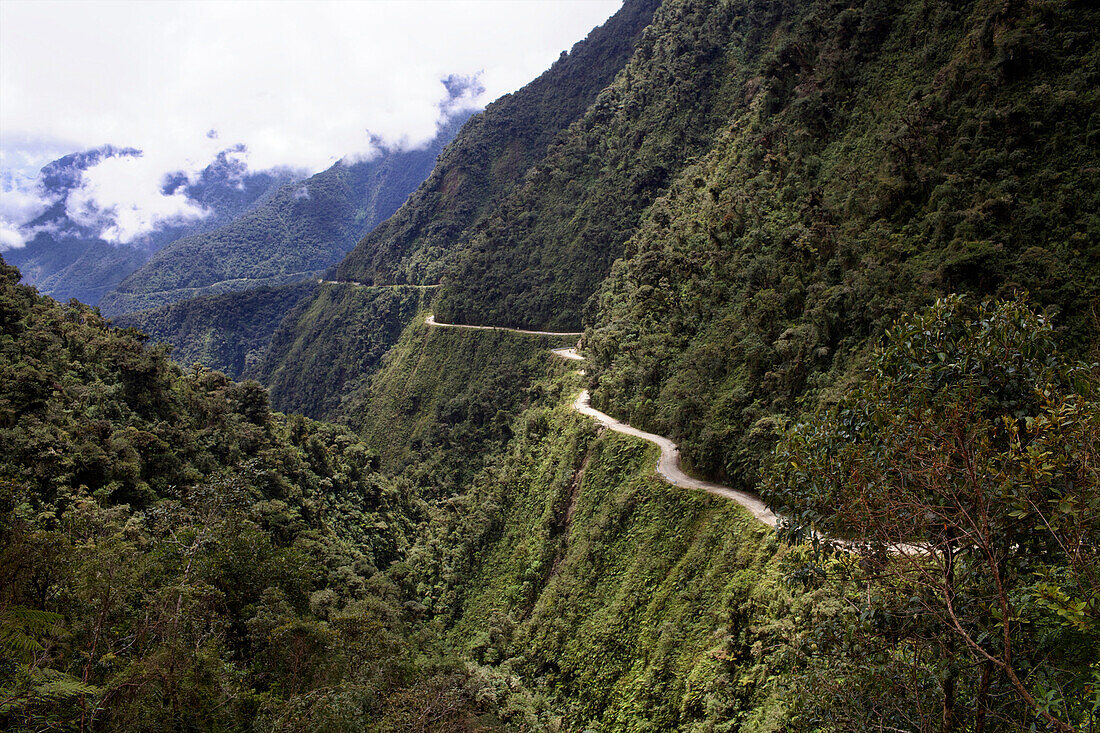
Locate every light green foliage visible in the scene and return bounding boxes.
[255,284,432,419]
[341,313,572,488]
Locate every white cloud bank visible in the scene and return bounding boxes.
[0,0,622,247]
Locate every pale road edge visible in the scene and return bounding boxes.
[319,279,441,289]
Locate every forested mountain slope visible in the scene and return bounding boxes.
[5,147,294,305]
[584,0,1099,487]
[110,280,317,379]
[7,0,1098,729]
[435,0,789,330]
[259,0,659,418]
[0,258,557,730]
[330,0,661,287]
[98,113,469,317]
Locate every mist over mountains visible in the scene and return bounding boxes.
[1,81,480,308]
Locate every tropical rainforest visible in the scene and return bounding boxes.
[2,0,1097,731]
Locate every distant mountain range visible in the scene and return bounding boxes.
[4,146,297,305]
[5,103,473,315]
[99,111,472,317]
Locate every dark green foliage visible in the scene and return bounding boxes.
[586,0,1100,489]
[254,284,432,419]
[766,296,1099,731]
[98,116,467,317]
[112,281,316,379]
[0,259,538,730]
[331,0,661,288]
[435,0,777,330]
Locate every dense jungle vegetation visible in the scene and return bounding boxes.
[584,0,1099,489]
[0,260,555,731]
[3,0,1098,729]
[111,281,317,380]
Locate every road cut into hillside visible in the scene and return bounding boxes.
[571,388,778,526]
[425,319,777,526]
[318,279,441,288]
[425,314,583,337]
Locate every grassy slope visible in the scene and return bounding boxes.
[252,284,432,419]
[343,316,573,479]
[328,304,800,729]
[403,360,805,731]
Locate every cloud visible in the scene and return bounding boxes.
[64,154,210,244]
[1,0,622,245]
[0,167,51,249]
[0,222,27,250]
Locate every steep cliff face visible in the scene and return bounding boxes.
[434,0,785,331]
[330,0,661,289]
[584,0,1100,486]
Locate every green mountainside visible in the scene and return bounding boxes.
[3,0,1099,730]
[435,0,785,330]
[584,0,1100,487]
[98,113,469,318]
[0,260,547,729]
[259,0,659,417]
[110,281,317,379]
[330,0,662,286]
[252,283,434,419]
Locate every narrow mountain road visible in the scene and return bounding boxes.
[425,318,926,553]
[425,319,776,525]
[571,389,777,526]
[318,279,441,288]
[425,314,583,337]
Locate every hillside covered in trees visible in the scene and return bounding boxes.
[2,0,1098,730]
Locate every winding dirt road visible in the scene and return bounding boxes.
[571,389,777,526]
[318,279,441,288]
[425,318,777,525]
[425,314,583,337]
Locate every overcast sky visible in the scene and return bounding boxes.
[0,0,622,247]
